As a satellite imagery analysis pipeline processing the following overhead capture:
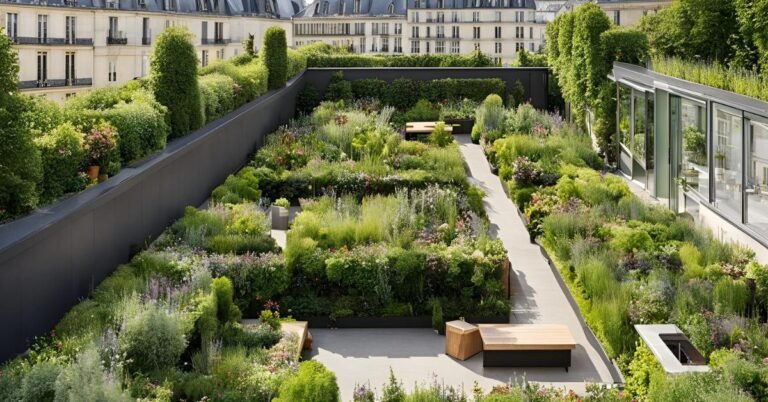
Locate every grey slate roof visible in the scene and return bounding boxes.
[295,0,534,17]
[2,0,301,18]
[295,0,407,17]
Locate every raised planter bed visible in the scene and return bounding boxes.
[444,118,474,135]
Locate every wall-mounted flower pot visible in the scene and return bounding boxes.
[271,206,289,230]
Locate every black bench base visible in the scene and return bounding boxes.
[483,349,572,371]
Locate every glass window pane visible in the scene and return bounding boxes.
[714,105,743,223]
[747,118,768,233]
[680,99,708,196]
[619,84,631,150]
[633,90,646,162]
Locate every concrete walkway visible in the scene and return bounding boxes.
[456,135,618,384]
[308,135,621,401]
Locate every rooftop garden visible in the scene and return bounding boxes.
[476,95,768,401]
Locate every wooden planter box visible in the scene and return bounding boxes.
[446,320,482,360]
[444,118,474,135]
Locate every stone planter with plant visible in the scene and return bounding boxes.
[272,197,290,230]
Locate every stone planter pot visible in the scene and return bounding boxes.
[87,165,100,181]
[271,206,289,230]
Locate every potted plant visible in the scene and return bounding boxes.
[84,123,117,182]
[272,197,290,230]
[440,98,478,135]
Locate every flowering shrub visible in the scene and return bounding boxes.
[84,122,118,167]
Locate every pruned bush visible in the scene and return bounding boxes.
[54,346,132,401]
[20,361,61,402]
[34,123,86,203]
[199,73,236,122]
[0,95,42,219]
[429,122,453,147]
[151,26,203,138]
[101,99,168,164]
[274,361,339,402]
[287,48,307,79]
[118,301,188,374]
[324,71,353,102]
[263,26,288,90]
[404,99,439,122]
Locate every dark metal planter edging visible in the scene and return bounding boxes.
[444,118,474,135]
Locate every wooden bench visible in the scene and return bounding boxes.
[477,324,576,371]
[445,320,483,360]
[404,121,453,140]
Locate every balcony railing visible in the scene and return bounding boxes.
[11,36,93,46]
[142,37,151,45]
[201,38,232,45]
[18,77,92,90]
[107,36,127,45]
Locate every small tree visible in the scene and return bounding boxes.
[150,26,202,138]
[243,33,255,56]
[262,26,288,90]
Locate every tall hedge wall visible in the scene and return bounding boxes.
[263,27,288,90]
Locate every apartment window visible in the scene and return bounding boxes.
[108,61,117,82]
[37,51,47,85]
[372,23,379,35]
[495,42,502,54]
[515,42,523,52]
[381,36,389,52]
[495,26,501,39]
[201,50,209,67]
[394,37,402,53]
[450,40,459,54]
[515,26,523,39]
[5,13,18,40]
[142,17,150,44]
[437,12,444,23]
[412,12,419,23]
[472,27,480,39]
[410,40,419,54]
[395,23,402,35]
[613,10,621,25]
[495,11,501,22]
[452,26,459,38]
[426,26,431,38]
[359,37,365,53]
[65,16,76,44]
[436,26,444,38]
[382,23,388,35]
[435,40,445,54]
[37,15,48,43]
[472,12,479,22]
[65,52,75,84]
[412,26,419,38]
[201,21,208,42]
[216,48,224,59]
[530,42,534,52]
[529,27,533,39]
[109,17,119,38]
[425,41,430,54]
[214,22,223,43]
[426,12,433,23]
[371,39,378,52]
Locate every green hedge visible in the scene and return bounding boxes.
[34,123,86,203]
[307,51,495,67]
[200,60,268,107]
[347,77,505,109]
[199,73,236,122]
[262,26,288,90]
[287,48,308,79]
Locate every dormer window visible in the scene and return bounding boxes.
[340,1,345,14]
[264,0,274,14]
[322,1,329,14]
[388,2,394,14]
[353,0,360,13]
[437,0,444,8]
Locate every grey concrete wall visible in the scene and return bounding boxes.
[0,74,305,363]
[303,67,549,109]
[0,67,547,363]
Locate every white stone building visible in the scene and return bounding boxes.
[293,0,546,66]
[1,0,298,102]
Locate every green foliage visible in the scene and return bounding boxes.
[54,346,132,401]
[34,123,86,203]
[432,299,444,333]
[306,51,495,68]
[150,26,202,138]
[509,80,525,108]
[651,56,768,102]
[200,59,269,106]
[570,3,612,110]
[20,361,61,402]
[405,99,440,122]
[274,361,339,402]
[297,83,322,115]
[625,341,663,399]
[713,278,749,315]
[199,73,236,123]
[212,276,242,325]
[325,71,353,102]
[118,301,188,374]
[263,26,288,90]
[0,27,19,99]
[647,371,752,402]
[473,94,505,142]
[287,48,308,79]
[243,33,255,56]
[600,28,649,66]
[351,78,386,100]
[274,197,290,208]
[0,94,42,219]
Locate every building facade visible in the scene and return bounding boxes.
[557,0,670,27]
[293,0,546,66]
[612,62,768,263]
[2,0,297,101]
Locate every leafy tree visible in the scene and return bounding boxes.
[150,26,202,138]
[514,48,547,67]
[0,29,42,219]
[570,2,612,111]
[262,26,288,90]
[243,33,255,56]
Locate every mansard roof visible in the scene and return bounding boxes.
[3,0,301,18]
[295,0,407,17]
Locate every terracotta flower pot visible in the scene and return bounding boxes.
[87,165,100,181]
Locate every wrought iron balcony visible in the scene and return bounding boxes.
[11,36,93,46]
[18,78,92,90]
[142,37,151,45]
[107,36,128,45]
